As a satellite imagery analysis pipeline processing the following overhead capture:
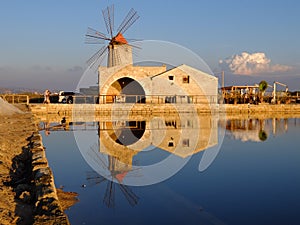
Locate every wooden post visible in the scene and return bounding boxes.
[222,71,225,88]
[273,81,276,104]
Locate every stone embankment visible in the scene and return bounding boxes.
[223,104,300,119]
[29,103,300,117]
[29,132,70,225]
[0,107,71,224]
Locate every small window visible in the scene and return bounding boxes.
[183,76,190,83]
[168,75,174,81]
[182,139,189,147]
[187,120,192,127]
[168,141,174,147]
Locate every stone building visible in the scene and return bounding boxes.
[98,63,218,105]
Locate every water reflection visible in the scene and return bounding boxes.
[108,121,146,145]
[39,112,222,185]
[98,114,218,160]
[39,113,221,207]
[39,116,295,169]
[86,164,139,208]
[39,116,300,225]
[225,118,290,142]
[39,116,297,185]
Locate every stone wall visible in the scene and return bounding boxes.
[30,103,216,115]
[30,103,300,117]
[0,110,70,224]
[223,104,300,117]
[151,65,218,103]
[28,132,70,225]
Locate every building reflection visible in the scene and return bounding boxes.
[91,113,219,207]
[98,114,218,162]
[225,118,289,142]
[39,113,298,208]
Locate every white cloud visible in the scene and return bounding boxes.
[219,52,292,75]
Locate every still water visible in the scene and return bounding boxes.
[40,115,300,225]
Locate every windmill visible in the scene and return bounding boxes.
[85,5,140,68]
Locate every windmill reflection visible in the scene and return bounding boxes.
[40,113,219,207]
[86,145,140,208]
[85,114,218,208]
[39,113,298,210]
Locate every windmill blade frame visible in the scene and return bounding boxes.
[117,8,140,34]
[126,42,142,49]
[86,171,107,186]
[87,144,110,171]
[126,38,143,42]
[86,45,107,68]
[85,28,108,44]
[85,35,105,45]
[119,184,139,207]
[86,27,109,41]
[102,5,114,38]
[104,181,115,208]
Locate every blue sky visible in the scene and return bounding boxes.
[0,0,299,90]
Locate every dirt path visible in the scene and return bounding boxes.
[0,112,36,224]
[0,104,78,224]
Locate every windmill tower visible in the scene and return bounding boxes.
[85,5,139,68]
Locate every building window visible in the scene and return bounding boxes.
[182,139,189,147]
[165,120,177,128]
[183,76,190,83]
[168,75,174,81]
[168,141,174,147]
[186,120,192,127]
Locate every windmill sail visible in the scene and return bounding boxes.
[85,27,109,43]
[86,45,107,68]
[102,5,114,38]
[117,8,140,35]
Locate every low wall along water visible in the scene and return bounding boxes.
[29,103,300,117]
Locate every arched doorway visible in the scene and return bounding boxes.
[105,121,146,146]
[107,77,146,103]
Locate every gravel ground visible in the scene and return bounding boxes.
[0,111,36,224]
[0,101,77,224]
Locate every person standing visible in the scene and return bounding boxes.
[43,89,51,104]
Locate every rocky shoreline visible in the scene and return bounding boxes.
[0,109,76,224]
